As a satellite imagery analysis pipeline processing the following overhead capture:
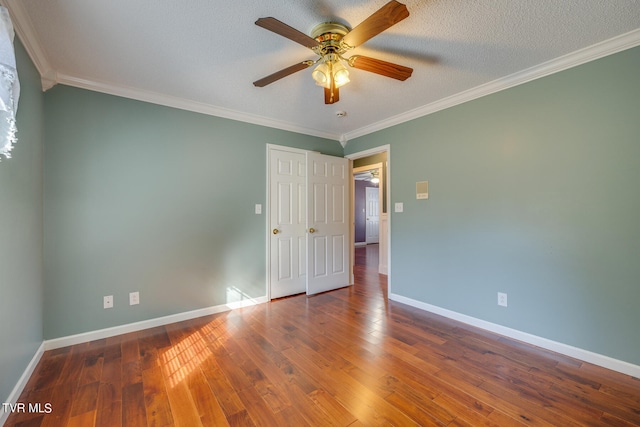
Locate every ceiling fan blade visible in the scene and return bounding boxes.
[324,87,339,104]
[253,61,313,87]
[349,55,413,81]
[256,17,320,49]
[342,1,409,48]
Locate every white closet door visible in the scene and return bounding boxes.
[269,148,307,298]
[306,152,350,296]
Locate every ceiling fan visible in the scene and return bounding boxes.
[253,0,413,104]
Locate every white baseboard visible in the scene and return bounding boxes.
[389,293,640,378]
[1,342,45,426]
[44,296,268,351]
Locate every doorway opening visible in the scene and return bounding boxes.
[354,164,382,247]
[346,145,390,293]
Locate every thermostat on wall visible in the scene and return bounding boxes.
[416,181,429,199]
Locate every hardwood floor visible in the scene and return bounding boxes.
[6,244,640,426]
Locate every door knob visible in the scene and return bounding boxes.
[272,228,279,234]
[308,227,316,233]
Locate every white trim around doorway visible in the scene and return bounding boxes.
[345,144,391,293]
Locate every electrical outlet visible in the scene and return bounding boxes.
[103,295,113,309]
[129,291,140,306]
[498,292,508,307]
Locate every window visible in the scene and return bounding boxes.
[0,6,19,161]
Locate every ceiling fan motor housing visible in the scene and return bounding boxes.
[311,22,350,40]
[311,22,352,59]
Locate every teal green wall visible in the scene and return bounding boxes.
[345,46,640,365]
[0,40,44,402]
[43,86,342,339]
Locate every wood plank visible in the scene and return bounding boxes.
[95,354,122,427]
[122,359,142,388]
[122,382,147,426]
[67,409,96,427]
[32,352,67,390]
[307,388,357,426]
[225,409,255,427]
[199,354,246,418]
[161,369,202,426]
[187,367,229,426]
[78,353,104,386]
[39,381,74,427]
[486,409,531,427]
[103,337,123,362]
[433,392,503,426]
[96,382,122,427]
[120,332,140,364]
[138,326,172,371]
[69,381,99,417]
[141,365,174,426]
[385,386,454,425]
[235,386,301,427]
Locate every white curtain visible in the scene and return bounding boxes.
[0,6,19,161]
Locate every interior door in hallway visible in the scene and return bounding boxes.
[365,186,379,244]
[269,148,306,298]
[306,152,350,296]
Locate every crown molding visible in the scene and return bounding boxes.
[342,28,640,143]
[2,0,58,91]
[339,134,348,148]
[54,72,341,141]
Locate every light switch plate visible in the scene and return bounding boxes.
[255,204,262,214]
[395,202,404,213]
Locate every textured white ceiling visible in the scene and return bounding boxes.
[5,0,640,142]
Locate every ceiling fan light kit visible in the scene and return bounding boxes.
[312,60,350,88]
[253,1,413,104]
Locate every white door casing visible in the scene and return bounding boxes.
[306,152,350,296]
[269,148,307,299]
